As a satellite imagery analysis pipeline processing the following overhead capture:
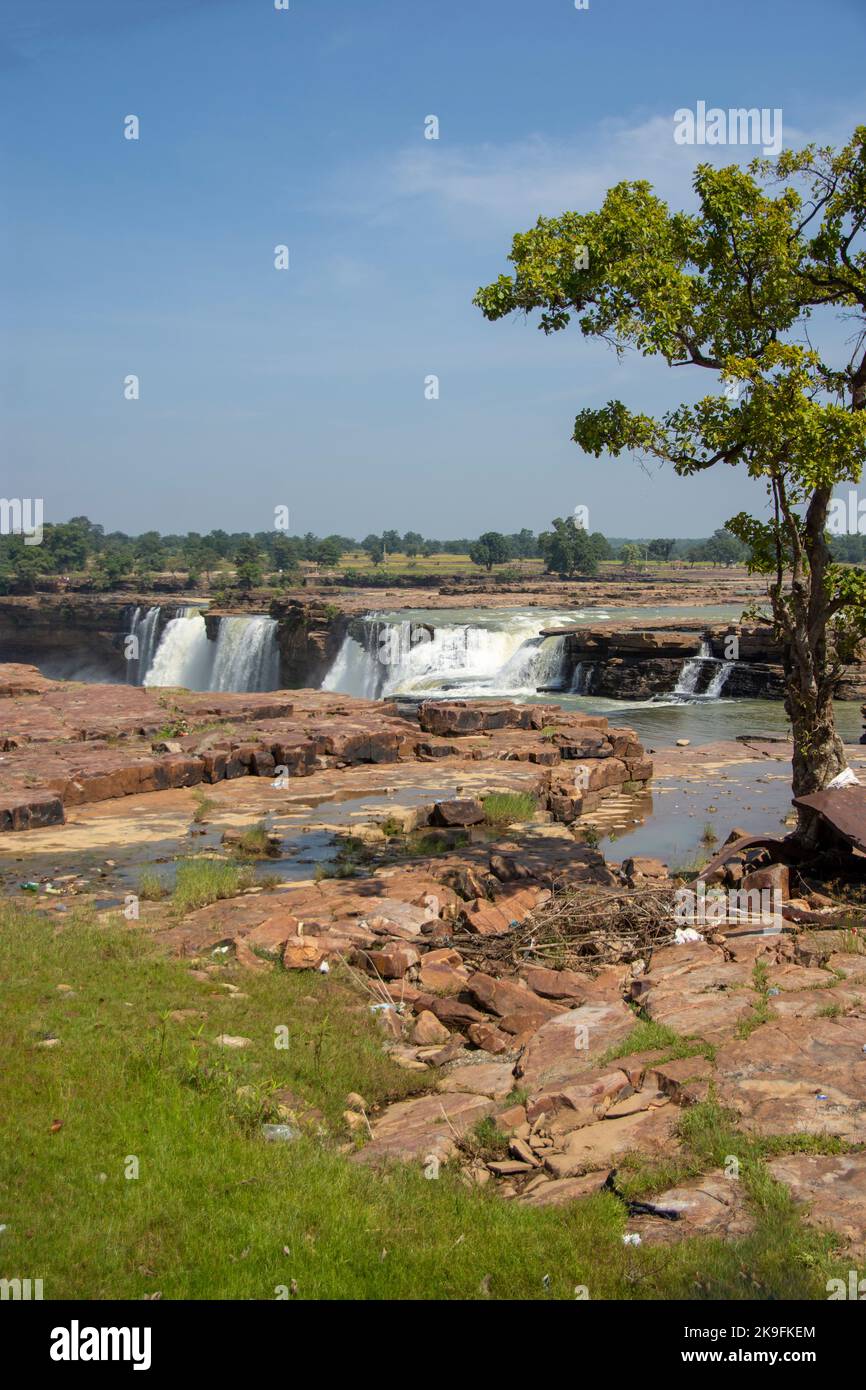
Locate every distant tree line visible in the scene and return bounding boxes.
[5,514,858,594]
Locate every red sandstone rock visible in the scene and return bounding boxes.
[411,1011,451,1046]
[467,1021,511,1054]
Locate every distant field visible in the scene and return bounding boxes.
[325,553,751,580]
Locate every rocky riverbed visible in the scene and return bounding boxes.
[2,655,866,1261]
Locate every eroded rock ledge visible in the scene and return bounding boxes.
[0,664,651,832]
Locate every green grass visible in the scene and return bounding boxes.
[191,790,218,824]
[0,906,846,1300]
[229,821,278,859]
[171,858,255,913]
[137,869,168,902]
[600,1019,714,1067]
[482,792,537,827]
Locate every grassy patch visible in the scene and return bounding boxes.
[482,792,536,827]
[229,821,279,859]
[171,858,254,913]
[137,870,167,902]
[0,906,845,1301]
[191,790,218,824]
[735,961,778,1039]
[600,1019,714,1067]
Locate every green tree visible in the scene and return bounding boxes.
[315,537,343,567]
[94,545,133,589]
[588,531,612,562]
[619,542,644,571]
[704,528,745,567]
[539,517,598,577]
[234,538,263,590]
[469,531,511,571]
[402,531,424,557]
[647,538,675,562]
[44,521,90,573]
[475,129,866,830]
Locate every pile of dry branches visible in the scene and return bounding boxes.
[457,883,679,971]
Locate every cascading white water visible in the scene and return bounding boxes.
[322,613,570,699]
[142,607,280,692]
[144,608,213,689]
[705,661,734,698]
[673,658,704,698]
[673,640,734,701]
[209,616,281,691]
[126,605,163,684]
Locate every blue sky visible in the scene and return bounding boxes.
[1,0,864,538]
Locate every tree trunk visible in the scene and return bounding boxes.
[784,659,845,846]
[773,482,846,843]
[786,683,845,797]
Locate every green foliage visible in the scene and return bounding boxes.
[469,531,512,571]
[234,538,263,591]
[475,128,866,798]
[538,517,599,577]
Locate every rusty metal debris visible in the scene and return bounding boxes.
[793,786,866,857]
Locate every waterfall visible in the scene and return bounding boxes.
[673,658,704,698]
[209,617,281,691]
[143,608,280,692]
[706,661,734,698]
[144,608,213,690]
[673,641,735,701]
[322,613,566,699]
[126,605,163,684]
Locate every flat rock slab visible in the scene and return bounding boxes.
[516,999,637,1095]
[438,1061,516,1099]
[353,1091,495,1165]
[543,1104,676,1177]
[714,1016,866,1139]
[519,1172,611,1208]
[633,942,756,1040]
[767,1152,866,1259]
[627,1173,753,1246]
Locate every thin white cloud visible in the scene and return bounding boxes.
[324,108,848,237]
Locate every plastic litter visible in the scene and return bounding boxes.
[622,1233,642,1246]
[674,927,702,944]
[261,1123,300,1143]
[826,767,860,790]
